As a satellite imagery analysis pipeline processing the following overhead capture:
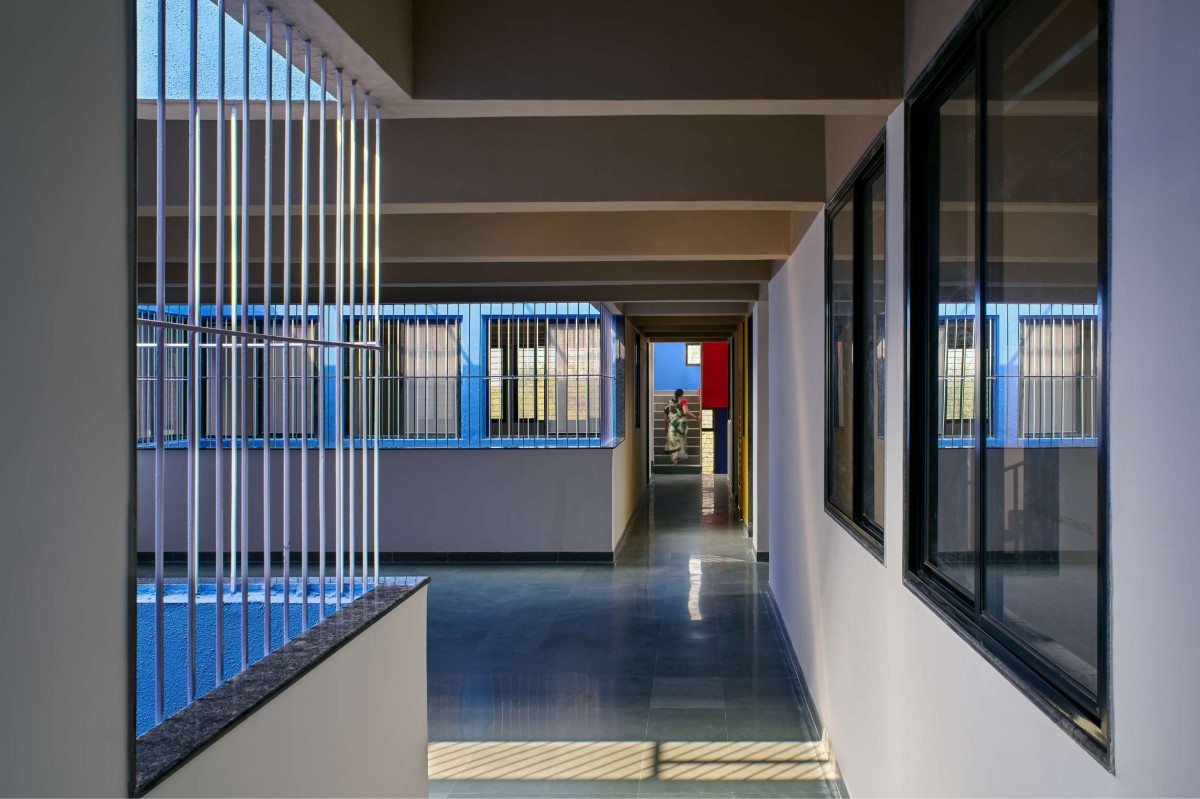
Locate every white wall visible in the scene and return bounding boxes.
[148,587,429,798]
[0,3,131,795]
[140,447,620,554]
[1108,0,1200,792]
[751,301,769,556]
[767,4,1200,794]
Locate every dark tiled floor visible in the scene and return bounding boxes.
[398,475,844,799]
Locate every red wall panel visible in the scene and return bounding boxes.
[700,342,729,408]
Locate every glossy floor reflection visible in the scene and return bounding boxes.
[396,475,845,798]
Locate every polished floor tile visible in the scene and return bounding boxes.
[395,475,845,798]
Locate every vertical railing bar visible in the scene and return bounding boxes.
[1050,311,1057,440]
[575,309,580,447]
[335,68,344,609]
[185,0,199,706]
[153,0,167,726]
[505,309,510,444]
[1037,315,1043,437]
[318,55,327,618]
[229,106,238,595]
[262,6,273,658]
[360,90,369,593]
[485,317,490,445]
[213,0,227,685]
[239,0,250,670]
[423,307,428,446]
[1030,308,1036,437]
[1018,308,1025,437]
[588,315,593,439]
[348,80,357,600]
[373,104,381,583]
[300,38,310,629]
[281,23,292,643]
[1090,312,1097,438]
[518,312,523,442]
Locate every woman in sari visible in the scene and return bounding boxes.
[663,388,700,464]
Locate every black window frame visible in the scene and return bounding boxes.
[824,135,887,558]
[904,0,1111,763]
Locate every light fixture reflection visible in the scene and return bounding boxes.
[688,556,703,621]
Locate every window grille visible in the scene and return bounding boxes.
[1018,315,1098,440]
[488,317,602,438]
[136,307,323,445]
[936,315,994,442]
[350,315,461,439]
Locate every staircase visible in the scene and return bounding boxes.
[652,390,703,475]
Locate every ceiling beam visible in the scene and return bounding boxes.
[626,317,745,330]
[620,301,750,316]
[136,282,762,305]
[138,211,795,263]
[137,261,773,286]
[138,116,826,208]
[639,333,732,343]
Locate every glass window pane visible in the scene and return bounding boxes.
[983,0,1101,695]
[862,171,886,527]
[829,201,855,515]
[931,67,978,595]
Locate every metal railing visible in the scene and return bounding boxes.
[140,0,384,733]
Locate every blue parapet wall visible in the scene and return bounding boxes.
[653,342,701,391]
[135,580,373,736]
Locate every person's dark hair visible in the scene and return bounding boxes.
[674,388,684,400]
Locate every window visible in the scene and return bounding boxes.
[347,315,459,441]
[685,343,701,366]
[937,314,995,443]
[488,317,601,438]
[1017,313,1098,440]
[363,316,460,439]
[135,305,322,447]
[908,0,1107,755]
[825,138,886,552]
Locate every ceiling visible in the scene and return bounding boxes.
[138,0,906,340]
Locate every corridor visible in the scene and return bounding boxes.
[408,475,844,798]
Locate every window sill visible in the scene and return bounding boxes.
[823,503,884,564]
[902,571,1111,770]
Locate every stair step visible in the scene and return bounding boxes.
[652,463,702,475]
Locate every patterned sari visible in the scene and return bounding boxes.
[664,398,689,460]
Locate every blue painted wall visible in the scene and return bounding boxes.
[653,342,700,391]
[136,581,371,735]
[712,407,729,474]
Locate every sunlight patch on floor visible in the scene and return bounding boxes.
[428,740,838,783]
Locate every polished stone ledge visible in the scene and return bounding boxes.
[134,576,429,797]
